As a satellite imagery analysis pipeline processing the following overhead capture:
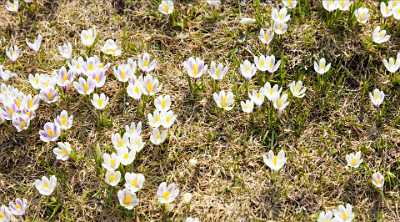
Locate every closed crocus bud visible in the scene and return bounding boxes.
[354,7,369,24]
[371,172,384,189]
[369,88,385,107]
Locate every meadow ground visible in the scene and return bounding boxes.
[0,0,399,221]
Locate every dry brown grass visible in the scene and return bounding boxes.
[0,0,399,221]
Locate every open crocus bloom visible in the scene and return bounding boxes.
[213,90,235,111]
[124,172,145,192]
[157,182,179,204]
[259,28,274,45]
[240,60,257,80]
[372,26,390,44]
[369,88,385,107]
[101,39,122,57]
[354,7,369,24]
[241,100,254,113]
[371,172,384,189]
[183,57,208,79]
[158,0,174,15]
[333,203,354,222]
[314,58,331,75]
[263,150,286,172]
[271,7,290,23]
[382,52,400,73]
[8,198,28,216]
[317,210,334,222]
[104,170,121,187]
[80,27,97,47]
[53,142,72,161]
[138,53,157,73]
[150,128,168,145]
[118,188,139,210]
[55,110,73,130]
[345,151,363,168]
[102,153,121,171]
[58,42,72,60]
[91,93,109,110]
[39,122,61,142]
[34,175,57,196]
[6,45,21,62]
[322,0,338,12]
[208,61,229,81]
[26,34,43,52]
[289,80,306,98]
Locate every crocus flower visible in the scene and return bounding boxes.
[371,172,384,189]
[263,150,286,172]
[39,122,61,142]
[239,60,257,80]
[185,217,200,222]
[88,71,107,88]
[117,148,136,166]
[182,192,193,204]
[102,153,121,171]
[372,26,390,44]
[317,210,334,222]
[338,0,352,11]
[288,80,306,98]
[58,42,72,60]
[56,66,75,87]
[113,64,133,82]
[80,27,97,47]
[314,58,331,75]
[112,133,130,151]
[183,57,208,79]
[241,100,254,113]
[369,88,385,107]
[207,0,220,7]
[26,34,43,52]
[68,57,85,75]
[5,0,18,12]
[55,110,73,130]
[124,172,145,192]
[8,198,28,216]
[34,175,57,196]
[261,82,282,101]
[127,77,144,100]
[255,55,281,73]
[160,110,177,128]
[239,17,256,25]
[158,0,174,15]
[150,128,168,145]
[0,66,16,81]
[129,134,145,152]
[154,95,171,112]
[354,7,369,24]
[6,45,21,62]
[346,151,363,168]
[380,2,393,18]
[271,7,290,23]
[213,90,235,111]
[333,204,354,222]
[37,74,57,90]
[101,39,121,57]
[117,188,139,210]
[259,28,274,45]
[73,77,96,95]
[39,87,59,104]
[157,182,179,204]
[23,94,40,111]
[138,52,157,73]
[248,89,264,107]
[322,0,338,12]
[91,93,109,110]
[142,75,160,96]
[282,0,297,9]
[382,52,400,73]
[394,4,400,20]
[148,110,162,128]
[53,142,72,161]
[125,122,142,139]
[273,22,288,35]
[208,61,229,81]
[104,170,121,187]
[11,113,30,132]
[0,205,11,222]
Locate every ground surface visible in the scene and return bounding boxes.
[0,0,399,221]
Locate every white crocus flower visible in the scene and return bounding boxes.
[159,0,174,15]
[282,0,297,9]
[102,153,121,171]
[273,93,289,113]
[213,90,235,111]
[271,7,290,23]
[239,17,256,25]
[288,80,306,98]
[241,100,254,113]
[5,0,19,12]
[354,7,369,24]
[369,88,385,107]
[125,121,142,139]
[258,55,281,73]
[117,148,136,166]
[248,89,264,107]
[34,175,57,196]
[127,77,144,100]
[138,52,157,73]
[259,28,274,45]
[208,61,229,81]
[322,0,338,12]
[333,203,354,222]
[183,57,208,79]
[263,150,286,172]
[104,170,121,187]
[207,0,221,7]
[317,210,334,222]
[148,110,162,128]
[8,198,28,216]
[117,188,139,210]
[26,34,42,52]
[142,74,160,96]
[112,133,129,151]
[394,4,400,20]
[58,42,72,60]
[53,142,72,161]
[185,217,200,222]
[80,27,97,47]
[157,182,179,204]
[0,205,11,222]
[0,66,16,81]
[124,172,145,192]
[6,45,21,62]
[261,82,282,101]
[240,60,257,80]
[380,2,393,18]
[314,58,331,75]
[101,39,121,57]
[129,135,145,153]
[372,26,390,44]
[161,110,177,128]
[55,110,73,130]
[150,128,168,145]
[154,95,171,112]
[346,151,363,168]
[273,22,288,35]
[371,172,384,189]
[338,0,352,11]
[91,93,109,110]
[68,57,85,75]
[382,52,400,73]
